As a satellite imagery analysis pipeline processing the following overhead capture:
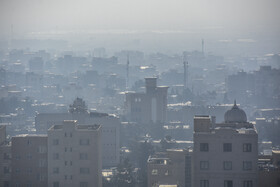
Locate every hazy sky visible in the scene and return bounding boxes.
[0,0,280,37]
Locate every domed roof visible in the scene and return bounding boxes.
[224,100,247,123]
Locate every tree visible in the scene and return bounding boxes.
[69,97,87,114]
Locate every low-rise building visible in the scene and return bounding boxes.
[147,149,192,187]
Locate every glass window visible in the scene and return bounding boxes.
[200,161,209,170]
[224,180,233,187]
[151,169,158,175]
[200,180,209,187]
[27,153,32,160]
[223,143,232,152]
[80,153,88,160]
[223,161,232,170]
[53,167,59,174]
[243,144,252,152]
[4,166,10,174]
[38,146,47,153]
[243,161,252,170]
[53,182,59,187]
[243,180,253,187]
[200,143,209,152]
[27,168,32,173]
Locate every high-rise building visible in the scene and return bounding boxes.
[193,102,258,187]
[125,77,168,124]
[48,120,102,187]
[11,134,48,187]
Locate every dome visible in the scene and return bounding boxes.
[224,100,247,123]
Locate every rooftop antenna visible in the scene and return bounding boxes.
[202,38,204,55]
[9,24,14,49]
[126,53,130,90]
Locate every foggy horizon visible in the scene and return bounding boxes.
[0,0,279,187]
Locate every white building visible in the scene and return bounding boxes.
[48,120,102,187]
[36,111,120,168]
[193,102,258,187]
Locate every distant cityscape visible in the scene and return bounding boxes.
[0,38,279,187]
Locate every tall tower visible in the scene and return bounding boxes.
[126,53,130,90]
[183,53,188,89]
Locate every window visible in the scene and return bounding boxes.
[4,181,10,187]
[27,168,32,173]
[223,161,232,170]
[65,147,67,152]
[15,155,20,160]
[15,168,20,173]
[53,153,59,160]
[80,168,90,174]
[80,153,88,160]
[243,180,253,187]
[37,173,46,181]
[200,180,209,187]
[53,139,59,145]
[53,182,59,187]
[151,169,158,175]
[224,180,233,187]
[4,167,10,174]
[64,175,67,180]
[80,182,88,187]
[39,159,47,167]
[27,139,31,145]
[200,143,209,152]
[38,146,47,153]
[223,143,232,152]
[53,167,59,174]
[243,161,252,170]
[79,139,89,145]
[165,170,171,176]
[27,153,32,160]
[65,161,68,166]
[4,153,11,160]
[27,182,32,187]
[243,144,252,152]
[200,161,209,170]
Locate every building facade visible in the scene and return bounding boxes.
[48,120,102,187]
[11,134,48,187]
[193,103,258,187]
[147,149,192,187]
[35,110,120,168]
[125,77,168,124]
[0,125,11,187]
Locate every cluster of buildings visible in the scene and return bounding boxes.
[0,120,102,187]
[146,102,280,187]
